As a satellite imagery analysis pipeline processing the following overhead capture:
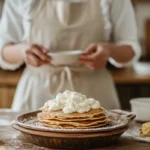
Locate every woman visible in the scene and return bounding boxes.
[0,0,141,111]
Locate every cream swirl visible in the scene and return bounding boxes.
[41,90,101,114]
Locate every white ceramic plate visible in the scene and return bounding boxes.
[127,121,150,143]
[48,50,83,66]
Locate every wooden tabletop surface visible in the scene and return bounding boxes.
[0,62,150,86]
[0,109,150,150]
[111,62,150,84]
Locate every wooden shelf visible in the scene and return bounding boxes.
[111,62,150,84]
[132,0,150,3]
[0,62,150,86]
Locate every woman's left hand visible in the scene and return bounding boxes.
[79,43,110,70]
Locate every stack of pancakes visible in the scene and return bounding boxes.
[38,107,109,129]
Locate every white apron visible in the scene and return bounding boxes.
[12,0,120,111]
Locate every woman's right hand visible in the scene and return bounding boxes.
[23,44,51,67]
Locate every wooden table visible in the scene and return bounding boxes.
[111,62,150,84]
[0,109,150,150]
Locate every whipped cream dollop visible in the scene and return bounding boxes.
[41,90,101,114]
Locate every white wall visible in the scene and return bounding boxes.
[135,3,150,41]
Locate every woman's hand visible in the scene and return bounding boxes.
[23,44,51,67]
[79,43,109,70]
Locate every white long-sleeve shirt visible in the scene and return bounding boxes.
[0,0,141,70]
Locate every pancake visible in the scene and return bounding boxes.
[38,107,108,129]
[39,121,107,129]
[39,120,107,127]
[38,118,107,127]
[41,107,105,119]
[38,112,106,122]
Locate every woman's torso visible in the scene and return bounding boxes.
[12,0,120,111]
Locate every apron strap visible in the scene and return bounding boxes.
[50,66,74,95]
[26,65,91,96]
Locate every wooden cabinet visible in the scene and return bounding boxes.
[0,69,22,108]
[0,86,16,108]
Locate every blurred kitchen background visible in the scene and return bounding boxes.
[0,0,150,109]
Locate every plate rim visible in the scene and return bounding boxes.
[12,123,127,138]
[14,110,129,133]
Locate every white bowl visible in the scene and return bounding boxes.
[48,50,83,66]
[130,98,150,122]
